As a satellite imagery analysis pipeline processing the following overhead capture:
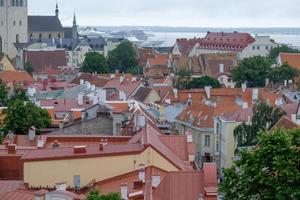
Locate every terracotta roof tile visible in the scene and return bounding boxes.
[271,115,299,131]
[0,71,34,84]
[279,53,300,70]
[147,54,170,67]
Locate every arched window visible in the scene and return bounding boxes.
[16,34,19,43]
[19,20,22,26]
[16,0,19,6]
[0,0,4,7]
[29,34,33,41]
[39,33,42,41]
[0,36,2,53]
[13,20,16,26]
[48,34,52,39]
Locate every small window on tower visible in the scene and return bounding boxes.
[13,21,16,26]
[19,20,22,26]
[0,0,4,7]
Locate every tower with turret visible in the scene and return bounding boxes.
[0,0,28,59]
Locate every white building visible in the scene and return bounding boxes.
[0,0,28,59]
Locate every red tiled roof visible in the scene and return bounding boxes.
[39,99,92,112]
[199,32,255,52]
[147,54,169,67]
[271,115,299,131]
[24,50,67,73]
[221,108,253,122]
[0,181,24,195]
[175,38,202,55]
[104,76,143,97]
[0,71,34,84]
[279,53,300,70]
[0,189,34,200]
[107,102,130,114]
[71,73,110,87]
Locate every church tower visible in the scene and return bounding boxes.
[55,2,59,18]
[72,12,78,49]
[0,0,28,59]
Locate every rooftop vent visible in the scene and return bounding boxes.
[74,145,86,154]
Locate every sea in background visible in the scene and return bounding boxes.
[95,26,300,48]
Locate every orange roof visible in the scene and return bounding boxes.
[108,102,130,113]
[280,53,300,69]
[147,54,169,67]
[271,115,299,131]
[0,71,34,84]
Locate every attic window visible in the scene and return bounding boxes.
[54,101,59,104]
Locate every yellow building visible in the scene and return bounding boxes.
[0,54,16,71]
[22,122,195,188]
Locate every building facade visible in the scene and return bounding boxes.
[0,0,28,59]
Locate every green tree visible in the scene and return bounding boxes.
[24,61,33,74]
[269,45,300,60]
[3,100,51,134]
[231,56,272,87]
[87,190,121,200]
[107,40,137,73]
[126,66,143,75]
[220,129,300,200]
[10,85,29,102]
[0,82,8,106]
[185,76,221,89]
[268,63,298,84]
[81,52,109,73]
[234,101,286,147]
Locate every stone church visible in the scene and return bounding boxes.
[0,0,69,59]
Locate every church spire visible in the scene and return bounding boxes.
[73,12,77,29]
[55,2,59,18]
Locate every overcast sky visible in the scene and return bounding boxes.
[28,0,300,27]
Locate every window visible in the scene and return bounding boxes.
[0,0,4,7]
[16,34,19,43]
[39,33,42,41]
[29,34,33,41]
[252,46,255,50]
[216,122,220,134]
[13,21,16,26]
[48,34,52,39]
[216,140,220,152]
[265,46,269,50]
[19,20,22,26]
[20,0,23,6]
[257,46,260,50]
[1,21,3,26]
[204,135,210,147]
[11,0,15,7]
[58,33,61,39]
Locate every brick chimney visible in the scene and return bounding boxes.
[74,145,86,154]
[8,144,17,154]
[120,183,128,200]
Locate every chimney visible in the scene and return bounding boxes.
[119,90,127,101]
[78,93,83,106]
[99,143,104,151]
[173,88,178,99]
[59,121,64,130]
[110,74,115,79]
[8,144,17,154]
[120,183,128,200]
[120,76,124,84]
[91,84,96,91]
[265,78,269,87]
[98,89,107,102]
[74,145,86,154]
[37,136,44,149]
[80,79,84,85]
[4,140,9,148]
[252,88,259,103]
[93,95,98,105]
[138,165,145,182]
[205,86,211,99]
[55,182,67,191]
[152,174,161,188]
[131,77,137,82]
[284,80,288,87]
[291,114,297,123]
[241,83,247,93]
[242,102,248,109]
[28,126,36,141]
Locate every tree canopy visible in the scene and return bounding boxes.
[0,82,7,106]
[87,190,121,200]
[269,45,300,60]
[81,52,109,73]
[184,76,221,89]
[234,101,286,147]
[268,63,298,84]
[107,40,138,73]
[220,128,300,200]
[3,100,51,135]
[231,56,273,87]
